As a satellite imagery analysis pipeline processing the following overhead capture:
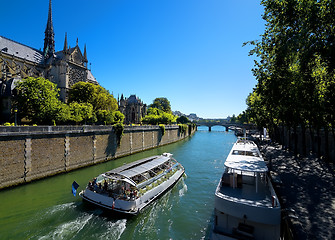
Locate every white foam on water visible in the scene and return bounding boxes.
[97,219,127,240]
[38,213,93,240]
[45,202,76,216]
[26,202,77,229]
[178,178,188,197]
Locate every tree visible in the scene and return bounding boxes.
[68,82,122,125]
[177,116,190,124]
[68,82,118,112]
[112,111,125,124]
[230,114,237,123]
[69,102,94,124]
[246,0,335,133]
[149,97,172,114]
[141,107,177,125]
[14,77,64,124]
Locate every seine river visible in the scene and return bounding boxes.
[0,126,236,240]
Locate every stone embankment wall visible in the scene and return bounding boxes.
[0,125,196,190]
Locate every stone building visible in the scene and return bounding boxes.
[118,94,147,124]
[0,0,97,122]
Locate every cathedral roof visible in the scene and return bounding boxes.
[128,94,141,104]
[0,36,44,64]
[87,70,98,84]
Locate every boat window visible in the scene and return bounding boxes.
[132,174,146,184]
[143,172,150,179]
[232,150,259,157]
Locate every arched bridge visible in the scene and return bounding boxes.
[195,121,253,132]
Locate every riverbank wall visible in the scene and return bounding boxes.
[0,125,196,190]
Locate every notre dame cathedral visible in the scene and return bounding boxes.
[0,0,97,122]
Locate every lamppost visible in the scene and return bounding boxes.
[14,107,17,126]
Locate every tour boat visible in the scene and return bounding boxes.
[79,153,184,215]
[212,137,281,240]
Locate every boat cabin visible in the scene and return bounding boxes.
[87,155,181,201]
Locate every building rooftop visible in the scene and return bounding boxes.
[0,36,44,64]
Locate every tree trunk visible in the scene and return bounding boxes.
[324,127,329,161]
[288,127,292,152]
[332,127,335,163]
[316,128,321,158]
[281,125,285,149]
[309,126,314,156]
[301,125,306,157]
[293,125,298,155]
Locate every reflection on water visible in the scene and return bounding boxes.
[0,127,236,239]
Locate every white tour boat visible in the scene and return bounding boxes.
[212,137,281,240]
[79,153,184,215]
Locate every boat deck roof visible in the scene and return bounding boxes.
[224,140,268,173]
[106,155,170,178]
[217,182,273,208]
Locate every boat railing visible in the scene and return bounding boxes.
[138,166,180,196]
[268,177,280,208]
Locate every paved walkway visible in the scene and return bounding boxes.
[258,140,335,240]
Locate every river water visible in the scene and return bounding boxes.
[0,126,236,240]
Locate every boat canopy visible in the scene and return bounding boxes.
[225,155,268,173]
[118,156,170,178]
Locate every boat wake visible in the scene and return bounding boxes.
[179,177,188,197]
[38,213,93,240]
[93,219,127,240]
[45,202,76,216]
[27,202,127,240]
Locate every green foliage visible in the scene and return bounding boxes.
[69,102,93,124]
[229,114,237,123]
[178,124,188,134]
[245,0,335,133]
[113,122,124,145]
[68,82,121,125]
[96,110,125,125]
[14,78,123,125]
[235,111,249,124]
[113,111,125,124]
[149,97,172,114]
[141,107,177,125]
[14,77,64,124]
[177,116,190,124]
[68,82,118,112]
[159,124,166,135]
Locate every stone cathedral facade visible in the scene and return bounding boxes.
[118,94,147,124]
[0,0,97,122]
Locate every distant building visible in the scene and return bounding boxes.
[173,111,185,117]
[0,0,97,122]
[118,94,147,124]
[173,111,199,122]
[188,113,199,122]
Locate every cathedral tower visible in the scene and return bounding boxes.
[43,0,55,59]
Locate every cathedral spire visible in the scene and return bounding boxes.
[43,0,55,59]
[63,32,68,51]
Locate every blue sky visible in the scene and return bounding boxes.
[1,0,265,119]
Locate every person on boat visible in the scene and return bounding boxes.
[88,181,93,190]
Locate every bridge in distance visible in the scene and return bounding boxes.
[195,121,254,132]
